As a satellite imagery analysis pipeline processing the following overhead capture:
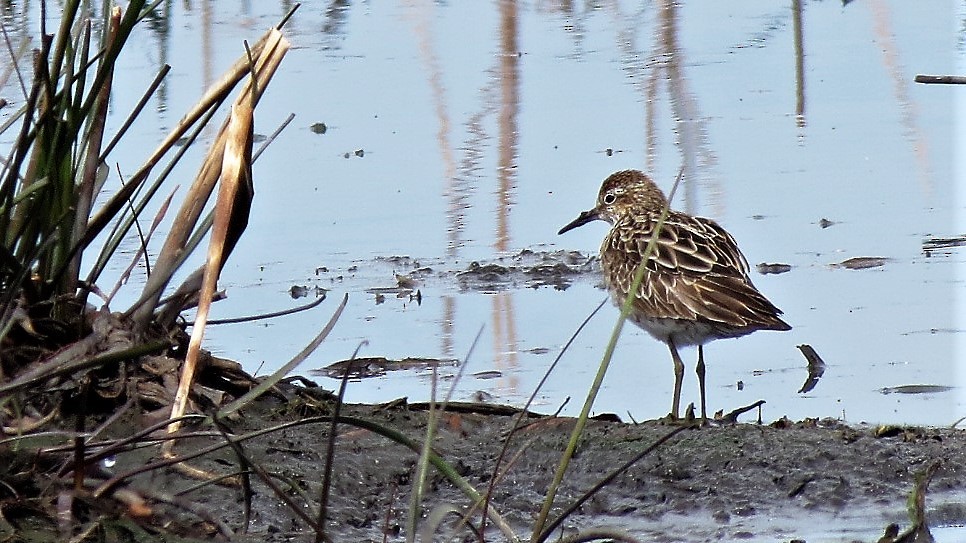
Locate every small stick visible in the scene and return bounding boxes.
[719,400,766,424]
[914,75,966,85]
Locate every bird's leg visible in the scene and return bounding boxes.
[696,345,707,424]
[667,338,685,420]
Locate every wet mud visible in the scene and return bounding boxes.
[70,388,966,542]
[298,250,602,298]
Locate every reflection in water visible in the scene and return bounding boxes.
[320,0,351,46]
[492,291,520,392]
[655,0,714,216]
[0,3,31,101]
[405,0,523,389]
[405,0,459,359]
[793,0,806,131]
[495,0,519,254]
[141,1,172,118]
[869,0,935,196]
[406,2,458,258]
[202,2,212,102]
[602,2,717,216]
[494,0,521,391]
[404,0,523,386]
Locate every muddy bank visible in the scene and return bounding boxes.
[48,385,966,542]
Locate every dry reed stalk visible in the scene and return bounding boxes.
[159,28,289,459]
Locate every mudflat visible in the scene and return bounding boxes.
[31,384,960,542]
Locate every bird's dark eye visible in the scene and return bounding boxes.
[603,193,616,205]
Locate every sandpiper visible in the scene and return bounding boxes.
[558,170,790,422]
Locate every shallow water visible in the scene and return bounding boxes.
[2,0,965,540]
[4,3,963,421]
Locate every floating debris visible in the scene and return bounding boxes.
[473,370,503,380]
[879,384,954,395]
[829,256,889,270]
[313,356,459,379]
[756,262,792,275]
[922,234,966,255]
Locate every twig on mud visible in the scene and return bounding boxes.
[551,396,570,418]
[0,407,60,435]
[534,425,692,543]
[84,482,237,539]
[92,419,324,498]
[719,400,766,424]
[142,489,236,539]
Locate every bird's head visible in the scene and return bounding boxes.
[558,170,668,235]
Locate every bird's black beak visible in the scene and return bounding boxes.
[558,209,600,235]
